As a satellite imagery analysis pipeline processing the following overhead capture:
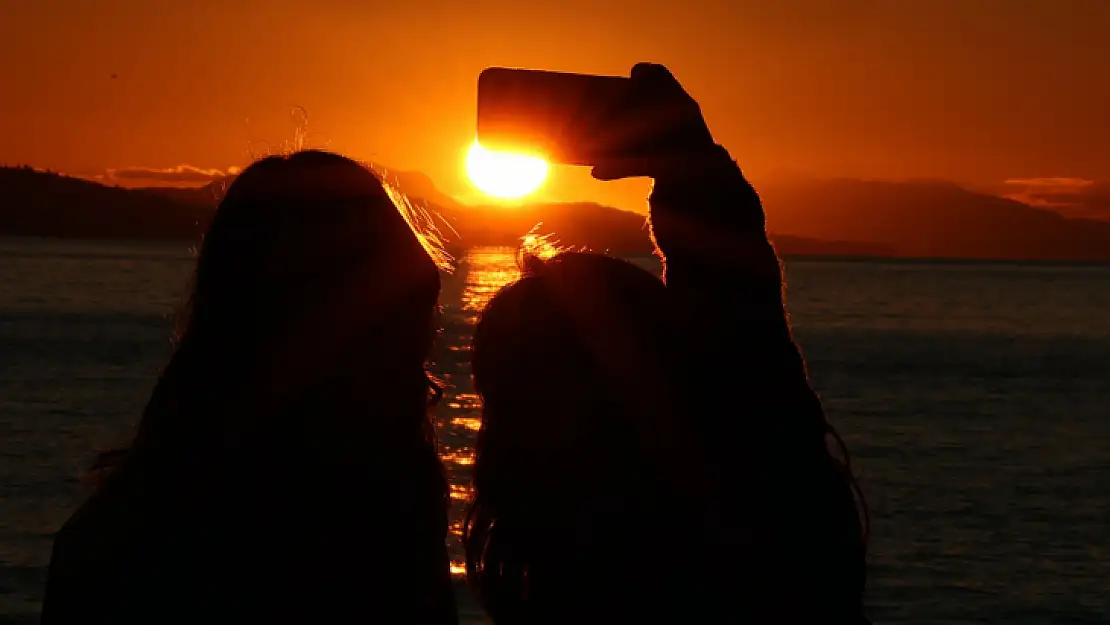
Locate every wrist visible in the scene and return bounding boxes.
[648,144,767,237]
[649,144,737,184]
[650,145,752,208]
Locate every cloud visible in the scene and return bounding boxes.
[1004,176,1093,190]
[1003,177,1110,220]
[106,165,236,185]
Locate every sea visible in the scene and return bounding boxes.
[1,237,1108,624]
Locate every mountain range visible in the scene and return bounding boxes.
[3,165,1110,261]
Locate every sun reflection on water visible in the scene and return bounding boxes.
[435,247,522,576]
[451,415,483,432]
[460,247,521,317]
[446,393,482,411]
[441,450,476,466]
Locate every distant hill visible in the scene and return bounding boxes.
[371,166,464,213]
[0,166,889,257]
[434,201,895,257]
[0,166,210,240]
[760,177,1110,261]
[134,178,231,209]
[4,165,1109,261]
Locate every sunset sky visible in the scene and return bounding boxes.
[1,0,1107,213]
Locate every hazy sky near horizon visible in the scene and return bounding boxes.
[1,0,1108,212]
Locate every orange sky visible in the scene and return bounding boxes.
[1,0,1107,213]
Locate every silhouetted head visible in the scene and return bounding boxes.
[464,251,712,622]
[471,251,681,426]
[188,150,440,358]
[99,150,444,486]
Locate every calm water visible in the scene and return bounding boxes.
[1,237,1109,624]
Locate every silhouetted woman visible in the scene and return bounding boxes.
[467,63,869,624]
[464,251,725,623]
[42,151,458,624]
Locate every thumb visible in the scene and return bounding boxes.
[590,156,657,181]
[630,63,681,89]
[589,161,629,182]
[592,150,734,182]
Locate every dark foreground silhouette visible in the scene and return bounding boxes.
[42,64,866,625]
[41,152,458,624]
[465,63,869,624]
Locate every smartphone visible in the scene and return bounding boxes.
[476,67,633,166]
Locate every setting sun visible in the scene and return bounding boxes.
[465,141,549,200]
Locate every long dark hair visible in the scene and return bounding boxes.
[92,150,445,494]
[463,251,714,622]
[463,251,871,622]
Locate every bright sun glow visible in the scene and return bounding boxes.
[465,141,549,199]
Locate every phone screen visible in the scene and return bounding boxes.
[476,68,632,166]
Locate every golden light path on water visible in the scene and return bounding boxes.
[433,247,521,577]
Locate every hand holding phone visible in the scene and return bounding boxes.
[591,63,718,180]
[476,63,717,175]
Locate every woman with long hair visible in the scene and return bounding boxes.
[42,151,458,624]
[464,250,724,623]
[465,63,869,624]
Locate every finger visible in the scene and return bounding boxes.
[590,156,658,181]
[629,63,684,94]
[590,163,628,182]
[630,62,669,80]
[593,150,731,182]
[590,161,637,182]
